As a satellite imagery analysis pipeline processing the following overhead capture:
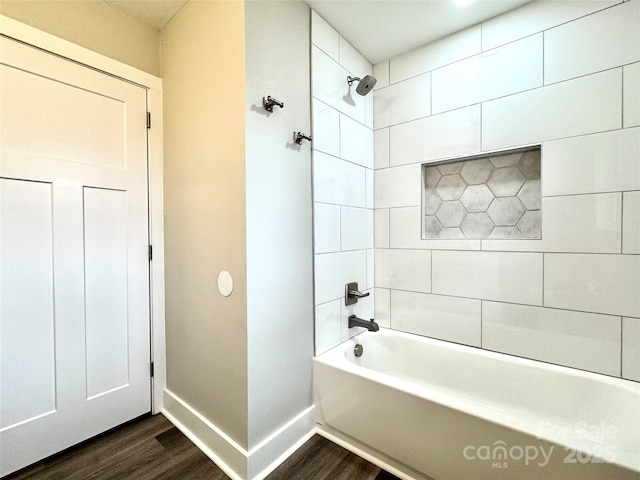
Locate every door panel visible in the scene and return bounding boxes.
[84,187,130,399]
[0,65,126,168]
[0,36,151,476]
[0,179,56,429]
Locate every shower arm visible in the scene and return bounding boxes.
[347,76,361,86]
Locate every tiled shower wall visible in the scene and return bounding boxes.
[311,12,375,354]
[373,0,640,380]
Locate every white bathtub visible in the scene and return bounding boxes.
[313,329,640,480]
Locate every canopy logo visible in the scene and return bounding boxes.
[462,441,554,468]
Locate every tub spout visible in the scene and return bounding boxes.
[348,315,379,332]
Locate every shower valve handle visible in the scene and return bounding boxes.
[345,282,369,306]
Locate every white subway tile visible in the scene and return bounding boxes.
[389,106,481,166]
[314,250,367,304]
[390,25,481,84]
[339,37,372,78]
[622,317,640,381]
[374,288,391,328]
[373,60,389,90]
[375,248,431,292]
[432,35,543,114]
[340,115,373,168]
[543,128,640,196]
[375,208,390,248]
[483,302,621,376]
[482,193,623,253]
[341,206,373,251]
[482,69,622,151]
[311,11,339,61]
[315,300,342,355]
[373,74,431,129]
[623,191,640,254]
[432,251,543,304]
[391,291,481,347]
[342,289,374,340]
[312,46,366,124]
[312,99,340,157]
[313,151,366,207]
[365,168,374,209]
[544,1,640,84]
[374,164,422,208]
[374,128,390,169]
[540,193,621,253]
[482,1,618,51]
[544,254,640,317]
[390,206,422,247]
[314,203,340,254]
[624,62,640,128]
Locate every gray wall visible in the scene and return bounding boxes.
[162,0,249,448]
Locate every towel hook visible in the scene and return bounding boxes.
[263,96,284,112]
[293,132,312,144]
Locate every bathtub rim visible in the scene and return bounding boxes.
[314,328,640,474]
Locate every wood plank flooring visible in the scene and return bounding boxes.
[4,414,400,480]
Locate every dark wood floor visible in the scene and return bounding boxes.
[4,414,400,480]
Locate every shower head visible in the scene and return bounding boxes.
[347,75,377,96]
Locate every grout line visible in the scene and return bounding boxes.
[429,71,432,116]
[621,65,625,129]
[429,250,433,293]
[387,208,391,247]
[387,287,391,330]
[541,252,545,306]
[338,205,343,252]
[480,300,483,348]
[621,192,625,253]
[376,125,638,171]
[380,287,630,318]
[620,317,624,377]
[542,30,545,86]
[479,102,483,150]
[387,126,391,169]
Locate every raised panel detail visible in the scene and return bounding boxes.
[0,65,126,169]
[83,188,129,399]
[0,179,56,429]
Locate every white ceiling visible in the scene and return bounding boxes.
[106,0,531,63]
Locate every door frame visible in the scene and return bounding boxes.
[0,14,166,413]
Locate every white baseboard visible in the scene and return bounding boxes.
[248,406,316,480]
[162,389,315,480]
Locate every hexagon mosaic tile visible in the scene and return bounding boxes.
[424,149,541,239]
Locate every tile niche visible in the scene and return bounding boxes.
[423,148,541,239]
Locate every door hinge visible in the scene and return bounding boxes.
[147,112,151,129]
[148,245,153,261]
[150,362,155,378]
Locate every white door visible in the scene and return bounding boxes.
[0,37,151,476]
